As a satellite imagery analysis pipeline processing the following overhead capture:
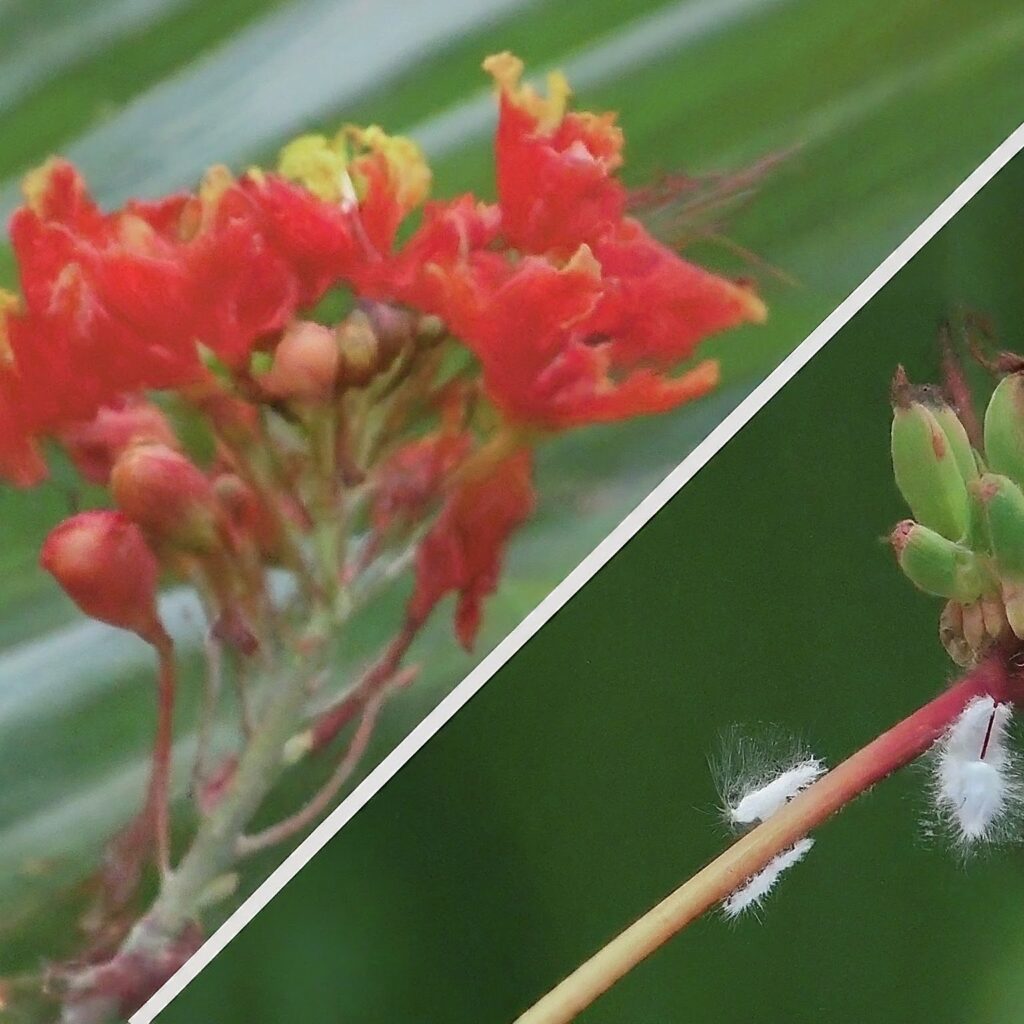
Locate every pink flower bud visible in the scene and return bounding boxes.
[212,472,282,557]
[59,398,179,485]
[260,320,339,401]
[111,443,219,552]
[40,510,163,641]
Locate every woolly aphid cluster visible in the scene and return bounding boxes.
[717,698,1020,919]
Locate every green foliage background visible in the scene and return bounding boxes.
[0,0,1022,1018]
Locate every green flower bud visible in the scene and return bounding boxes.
[929,401,979,486]
[891,372,971,540]
[889,520,986,602]
[930,396,988,548]
[976,473,1024,577]
[984,373,1024,489]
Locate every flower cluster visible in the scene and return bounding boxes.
[1,54,768,1021]
[5,52,765,658]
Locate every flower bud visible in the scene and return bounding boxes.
[984,373,1024,489]
[928,399,979,486]
[59,399,178,485]
[891,370,971,540]
[337,310,382,387]
[111,443,219,552]
[40,511,163,642]
[930,399,987,548]
[976,473,1024,577]
[975,473,1024,639]
[259,320,339,402]
[212,472,282,557]
[889,520,987,602]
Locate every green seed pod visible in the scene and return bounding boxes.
[891,397,970,541]
[976,473,1024,577]
[984,373,1024,489]
[889,520,986,601]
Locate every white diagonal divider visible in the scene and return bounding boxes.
[133,121,1024,1022]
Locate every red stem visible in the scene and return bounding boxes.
[306,617,422,753]
[514,650,1024,1024]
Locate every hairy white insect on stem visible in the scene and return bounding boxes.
[933,696,1019,845]
[728,758,825,826]
[713,726,825,829]
[712,729,824,917]
[722,837,815,919]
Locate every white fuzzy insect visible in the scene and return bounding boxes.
[713,730,824,918]
[934,696,1016,844]
[722,837,815,919]
[728,758,825,826]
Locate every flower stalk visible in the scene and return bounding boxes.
[514,650,1024,1024]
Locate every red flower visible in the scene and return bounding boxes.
[484,52,625,257]
[9,161,202,420]
[0,395,44,486]
[380,195,502,322]
[408,447,535,650]
[275,126,431,256]
[0,152,401,482]
[594,219,766,368]
[371,429,473,534]
[396,239,723,430]
[371,55,765,430]
[0,304,45,486]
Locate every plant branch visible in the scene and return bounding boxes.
[150,632,177,877]
[236,684,390,857]
[293,618,422,757]
[514,651,1024,1024]
[191,631,223,801]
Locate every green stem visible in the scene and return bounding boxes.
[113,620,334,962]
[310,409,344,614]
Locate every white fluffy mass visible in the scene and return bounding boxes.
[728,758,825,827]
[722,838,815,919]
[713,731,824,919]
[934,696,1017,845]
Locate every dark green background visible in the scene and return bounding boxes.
[157,152,1024,1023]
[2,0,1024,1017]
